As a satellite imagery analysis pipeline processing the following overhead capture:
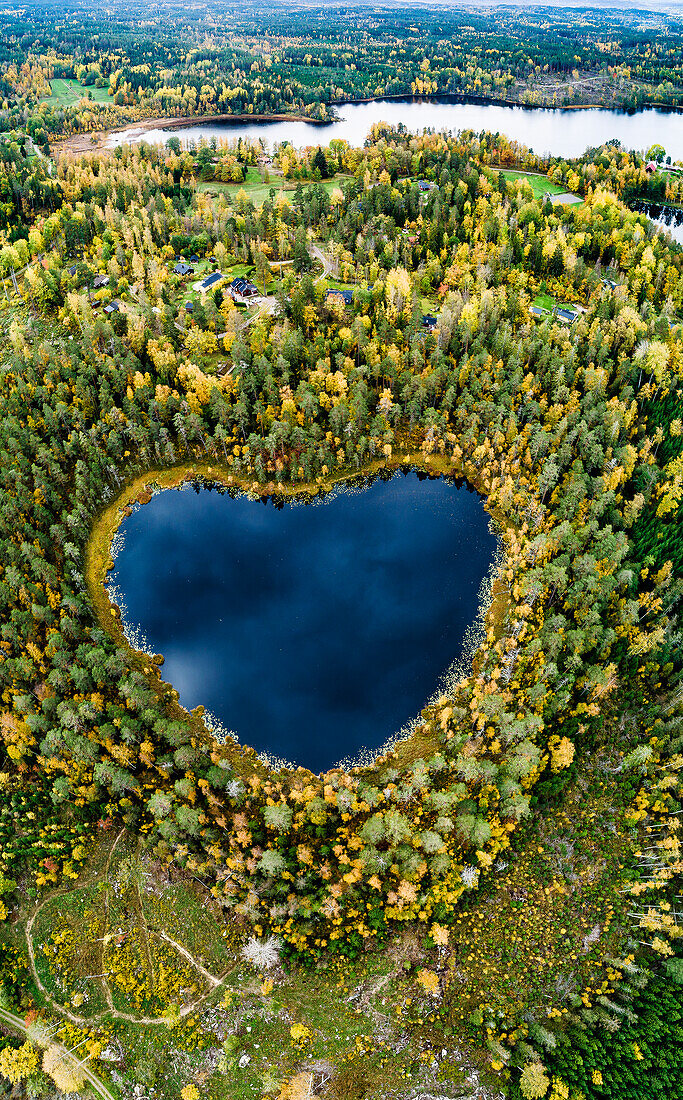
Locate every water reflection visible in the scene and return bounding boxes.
[109,472,497,772]
[111,96,683,160]
[634,200,683,246]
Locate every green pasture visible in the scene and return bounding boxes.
[41,78,111,107]
[503,170,571,201]
[198,167,349,209]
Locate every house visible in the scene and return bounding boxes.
[103,300,120,314]
[421,314,437,331]
[184,301,194,312]
[529,305,549,319]
[230,276,258,298]
[645,160,657,173]
[601,277,618,291]
[199,271,224,293]
[92,274,109,289]
[325,288,354,306]
[68,264,77,276]
[190,254,200,263]
[418,180,433,191]
[556,307,579,325]
[174,262,194,276]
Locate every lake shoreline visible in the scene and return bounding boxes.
[53,110,329,156]
[55,91,683,159]
[329,90,683,116]
[86,453,510,778]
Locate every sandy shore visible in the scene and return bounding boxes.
[52,111,325,157]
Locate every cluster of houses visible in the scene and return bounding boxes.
[171,259,260,303]
[72,270,122,315]
[529,302,582,325]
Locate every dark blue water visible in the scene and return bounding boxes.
[110,473,496,772]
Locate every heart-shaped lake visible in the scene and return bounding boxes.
[108,472,498,772]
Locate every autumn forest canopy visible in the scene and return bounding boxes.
[0,4,683,1100]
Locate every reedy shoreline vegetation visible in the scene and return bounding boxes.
[0,124,682,1097]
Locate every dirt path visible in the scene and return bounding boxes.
[310,243,333,278]
[0,1005,117,1100]
[153,930,221,987]
[23,829,232,1028]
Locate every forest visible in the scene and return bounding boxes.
[0,31,681,1096]
[1,2,683,146]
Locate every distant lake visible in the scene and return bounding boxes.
[111,96,683,160]
[109,473,497,772]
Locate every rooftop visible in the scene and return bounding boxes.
[200,271,223,290]
[326,288,354,305]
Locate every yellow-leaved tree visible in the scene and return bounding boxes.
[42,1046,86,1093]
[385,266,412,319]
[0,1041,39,1084]
[520,1060,550,1099]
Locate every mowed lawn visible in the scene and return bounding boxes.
[41,78,111,107]
[198,166,350,208]
[503,170,572,201]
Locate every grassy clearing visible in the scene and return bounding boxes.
[532,292,583,314]
[41,78,111,107]
[198,167,350,209]
[533,292,557,311]
[503,170,572,201]
[141,882,234,975]
[33,887,110,1016]
[444,765,634,1033]
[0,751,637,1100]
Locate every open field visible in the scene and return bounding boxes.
[198,167,350,208]
[41,78,111,107]
[503,170,578,202]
